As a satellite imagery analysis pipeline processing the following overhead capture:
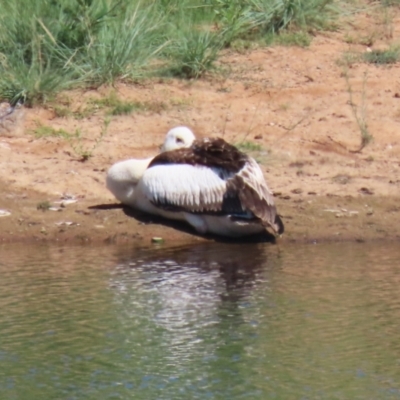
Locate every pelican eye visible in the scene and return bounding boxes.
[176,137,184,143]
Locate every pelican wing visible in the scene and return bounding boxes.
[142,139,284,234]
[226,158,284,234]
[139,164,232,213]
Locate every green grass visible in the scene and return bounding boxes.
[165,29,225,78]
[33,125,72,139]
[91,93,141,116]
[235,139,270,164]
[339,46,400,68]
[49,92,170,119]
[362,47,400,64]
[32,118,110,161]
[235,140,263,152]
[380,0,400,5]
[245,0,337,34]
[234,138,269,164]
[0,0,339,104]
[90,92,168,115]
[344,70,373,153]
[36,200,51,211]
[69,119,109,161]
[272,31,312,47]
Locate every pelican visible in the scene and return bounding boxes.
[106,127,284,237]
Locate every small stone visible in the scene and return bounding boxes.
[60,193,76,200]
[151,237,164,243]
[60,199,78,207]
[0,209,11,217]
[55,221,75,227]
[359,187,374,195]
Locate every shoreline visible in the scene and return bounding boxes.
[1,182,399,247]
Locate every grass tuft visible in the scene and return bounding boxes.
[235,140,263,152]
[91,93,140,116]
[33,125,71,139]
[246,0,337,34]
[362,48,400,65]
[32,118,110,161]
[166,29,225,79]
[37,200,51,211]
[0,0,339,103]
[90,92,168,116]
[273,31,312,47]
[344,70,373,153]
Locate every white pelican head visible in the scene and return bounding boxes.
[161,126,195,152]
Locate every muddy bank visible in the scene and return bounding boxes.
[1,181,399,247]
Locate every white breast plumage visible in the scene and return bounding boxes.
[106,127,284,237]
[139,164,227,212]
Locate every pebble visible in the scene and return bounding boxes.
[0,209,11,217]
[55,221,76,227]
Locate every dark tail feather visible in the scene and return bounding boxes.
[274,214,284,235]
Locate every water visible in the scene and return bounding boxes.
[0,241,399,400]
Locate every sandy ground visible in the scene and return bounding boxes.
[0,9,399,247]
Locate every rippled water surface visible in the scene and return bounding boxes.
[0,241,400,399]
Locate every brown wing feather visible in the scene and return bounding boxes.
[149,138,247,172]
[226,158,284,234]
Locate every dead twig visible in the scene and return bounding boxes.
[344,69,373,153]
